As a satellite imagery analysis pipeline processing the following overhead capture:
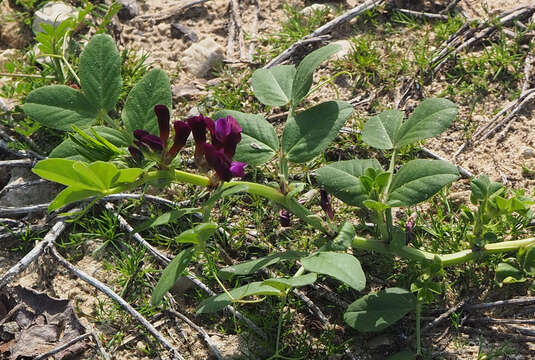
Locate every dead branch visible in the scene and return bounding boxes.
[464,296,535,311]
[0,203,50,217]
[166,309,223,360]
[440,0,461,14]
[0,139,44,160]
[458,325,535,342]
[0,159,33,167]
[34,333,92,360]
[0,220,65,288]
[394,8,449,20]
[265,0,384,68]
[248,0,259,61]
[420,147,473,178]
[422,298,468,334]
[48,245,185,360]
[132,0,209,23]
[465,317,535,325]
[226,0,235,59]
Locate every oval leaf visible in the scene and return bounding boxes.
[344,287,416,332]
[396,98,457,148]
[122,68,172,136]
[196,281,282,314]
[292,43,342,105]
[220,251,306,278]
[262,273,317,290]
[79,34,122,111]
[389,159,459,207]
[151,248,194,306]
[23,85,97,131]
[282,100,352,163]
[301,252,365,291]
[315,159,382,206]
[362,109,403,150]
[213,110,278,166]
[251,65,295,106]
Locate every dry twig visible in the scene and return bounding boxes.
[132,0,209,23]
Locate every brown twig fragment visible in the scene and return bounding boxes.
[394,8,449,20]
[422,298,468,334]
[265,0,384,68]
[34,333,92,360]
[464,296,535,311]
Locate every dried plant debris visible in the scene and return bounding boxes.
[0,285,88,360]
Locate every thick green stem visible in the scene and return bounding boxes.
[352,236,535,266]
[415,300,422,356]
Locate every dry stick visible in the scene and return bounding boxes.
[0,139,45,160]
[34,332,92,360]
[102,193,191,209]
[466,317,535,325]
[458,325,535,342]
[132,0,209,22]
[0,203,50,217]
[106,203,268,340]
[0,220,64,289]
[440,0,461,14]
[48,246,185,360]
[505,323,535,337]
[420,147,473,178]
[248,0,259,61]
[0,224,49,242]
[394,8,449,20]
[265,0,384,68]
[292,287,331,326]
[464,296,535,311]
[226,0,236,59]
[230,0,246,60]
[166,309,223,360]
[421,298,468,334]
[0,159,33,167]
[91,332,111,360]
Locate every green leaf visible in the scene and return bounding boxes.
[362,109,403,150]
[324,222,355,251]
[520,245,535,276]
[151,248,194,306]
[33,159,87,188]
[49,187,101,211]
[133,208,201,233]
[470,174,504,204]
[79,34,122,111]
[122,68,172,136]
[344,287,416,332]
[291,43,341,105]
[23,85,97,131]
[301,252,365,291]
[251,65,296,106]
[175,223,217,246]
[282,100,353,163]
[389,159,459,207]
[213,110,278,166]
[50,126,129,160]
[495,262,526,285]
[219,251,306,278]
[395,98,457,148]
[262,273,317,290]
[386,351,416,360]
[196,281,282,314]
[315,159,382,206]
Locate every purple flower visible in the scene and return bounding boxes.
[128,146,143,162]
[320,189,334,220]
[230,161,247,178]
[186,114,245,182]
[279,210,291,227]
[130,105,192,165]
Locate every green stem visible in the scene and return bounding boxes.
[383,149,397,200]
[352,236,535,266]
[0,72,55,79]
[415,300,422,356]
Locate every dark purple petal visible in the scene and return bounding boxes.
[320,189,334,220]
[203,143,232,181]
[139,134,164,152]
[229,162,246,178]
[133,129,150,140]
[154,105,170,148]
[187,115,208,144]
[128,146,143,162]
[167,121,191,161]
[215,117,231,143]
[279,209,291,227]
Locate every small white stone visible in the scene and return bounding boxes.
[331,39,353,60]
[33,2,78,34]
[521,146,535,159]
[300,4,331,17]
[182,38,224,78]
